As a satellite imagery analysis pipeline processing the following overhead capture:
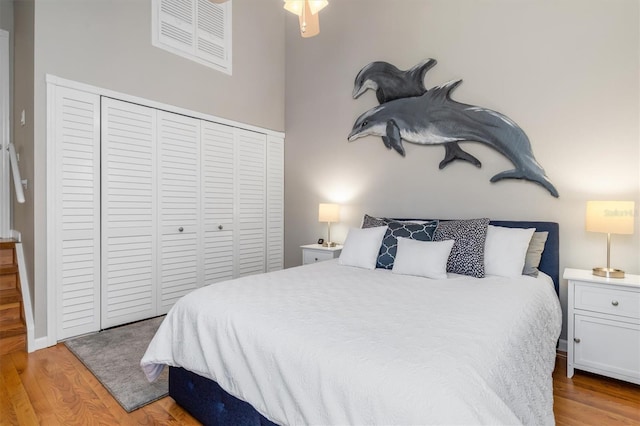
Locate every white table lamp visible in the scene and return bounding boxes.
[585,200,635,278]
[318,203,340,247]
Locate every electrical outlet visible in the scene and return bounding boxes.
[20,110,25,126]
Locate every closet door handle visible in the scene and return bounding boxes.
[574,338,581,343]
[611,300,619,306]
[218,225,223,230]
[178,227,184,232]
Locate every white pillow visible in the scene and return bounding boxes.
[392,237,454,279]
[484,225,536,278]
[339,226,388,269]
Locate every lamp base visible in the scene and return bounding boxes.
[322,241,337,248]
[592,267,625,279]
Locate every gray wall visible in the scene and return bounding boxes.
[1,0,15,234]
[13,0,34,322]
[21,0,285,339]
[284,0,640,341]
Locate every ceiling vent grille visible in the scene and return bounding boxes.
[152,0,232,75]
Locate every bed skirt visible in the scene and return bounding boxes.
[169,367,277,426]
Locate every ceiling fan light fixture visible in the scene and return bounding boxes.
[307,0,328,15]
[284,0,328,37]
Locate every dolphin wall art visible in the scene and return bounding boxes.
[348,78,559,197]
[352,59,481,169]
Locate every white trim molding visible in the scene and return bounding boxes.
[45,75,283,139]
[557,338,567,353]
[14,243,36,352]
[0,30,11,238]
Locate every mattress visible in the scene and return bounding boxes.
[141,259,562,425]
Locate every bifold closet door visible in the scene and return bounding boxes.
[201,121,235,284]
[266,135,284,272]
[52,87,101,340]
[157,111,202,313]
[101,98,158,328]
[235,128,267,277]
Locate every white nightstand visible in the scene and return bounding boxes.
[564,268,640,385]
[301,244,343,265]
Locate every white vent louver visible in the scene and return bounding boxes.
[153,0,232,75]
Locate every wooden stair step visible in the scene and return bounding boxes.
[0,320,26,338]
[0,239,18,247]
[0,265,19,275]
[0,241,16,268]
[0,288,22,307]
[0,239,23,355]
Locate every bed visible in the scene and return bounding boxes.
[141,219,562,425]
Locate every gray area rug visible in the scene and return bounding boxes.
[64,316,168,412]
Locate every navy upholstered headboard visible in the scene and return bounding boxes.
[490,221,559,294]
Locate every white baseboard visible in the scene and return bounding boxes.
[31,336,54,352]
[557,338,567,353]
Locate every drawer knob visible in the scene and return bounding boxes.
[178,227,184,232]
[574,338,581,343]
[611,300,619,306]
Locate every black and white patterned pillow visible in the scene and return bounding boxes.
[362,215,439,269]
[362,214,388,228]
[433,218,490,278]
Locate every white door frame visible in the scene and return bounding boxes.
[0,29,10,238]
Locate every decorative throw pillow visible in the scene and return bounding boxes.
[361,214,388,228]
[484,225,536,278]
[392,238,455,280]
[376,220,439,269]
[362,215,439,269]
[362,214,432,227]
[433,218,490,278]
[522,231,548,277]
[338,226,388,270]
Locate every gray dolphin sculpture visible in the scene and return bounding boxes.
[352,59,481,169]
[352,59,437,102]
[348,79,559,197]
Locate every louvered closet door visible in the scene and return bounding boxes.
[158,111,202,313]
[235,129,267,277]
[53,87,101,340]
[101,98,158,328]
[201,121,235,284]
[266,135,284,272]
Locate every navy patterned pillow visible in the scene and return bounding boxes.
[433,218,490,278]
[362,215,439,269]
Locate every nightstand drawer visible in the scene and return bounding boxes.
[574,284,640,319]
[301,244,343,265]
[303,250,335,264]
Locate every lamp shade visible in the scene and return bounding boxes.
[318,203,340,223]
[586,201,635,235]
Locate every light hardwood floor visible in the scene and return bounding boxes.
[1,345,639,425]
[553,352,640,425]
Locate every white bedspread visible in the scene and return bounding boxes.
[141,260,562,425]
